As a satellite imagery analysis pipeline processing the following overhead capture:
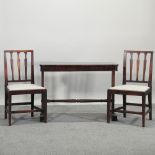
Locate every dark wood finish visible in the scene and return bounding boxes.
[8,93,12,126]
[148,92,152,120]
[40,63,118,105]
[40,63,118,72]
[31,51,35,84]
[4,50,47,126]
[123,95,126,117]
[31,94,34,117]
[11,102,32,106]
[126,80,148,83]
[149,52,153,87]
[42,90,47,122]
[142,95,146,127]
[107,50,153,127]
[123,52,127,84]
[107,90,111,123]
[47,99,108,103]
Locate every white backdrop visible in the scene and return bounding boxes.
[0,0,155,105]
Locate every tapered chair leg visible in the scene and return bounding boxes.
[123,95,126,118]
[111,94,118,121]
[31,94,34,117]
[111,94,115,115]
[142,95,146,127]
[8,94,12,126]
[148,92,152,120]
[43,90,47,123]
[40,90,47,123]
[5,90,8,119]
[107,90,111,123]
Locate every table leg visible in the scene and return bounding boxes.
[41,71,44,87]
[111,70,118,121]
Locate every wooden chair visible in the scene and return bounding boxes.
[107,50,153,127]
[4,50,47,126]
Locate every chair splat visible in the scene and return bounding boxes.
[143,53,147,81]
[136,52,140,81]
[24,52,27,80]
[17,52,21,80]
[130,53,133,80]
[10,51,14,81]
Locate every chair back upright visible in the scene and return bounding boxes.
[4,50,34,87]
[123,50,153,88]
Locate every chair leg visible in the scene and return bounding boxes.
[8,94,12,126]
[107,90,111,123]
[5,90,8,119]
[111,94,115,114]
[31,94,34,117]
[123,95,126,118]
[40,90,47,123]
[148,92,152,120]
[142,95,146,127]
[111,94,118,121]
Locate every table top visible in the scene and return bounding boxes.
[40,62,118,71]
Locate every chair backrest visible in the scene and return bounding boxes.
[4,50,34,86]
[123,50,153,88]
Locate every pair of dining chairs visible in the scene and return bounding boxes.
[4,50,153,127]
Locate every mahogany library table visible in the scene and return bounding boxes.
[40,62,118,120]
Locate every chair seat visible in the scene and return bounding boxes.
[7,84,45,91]
[109,84,150,92]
